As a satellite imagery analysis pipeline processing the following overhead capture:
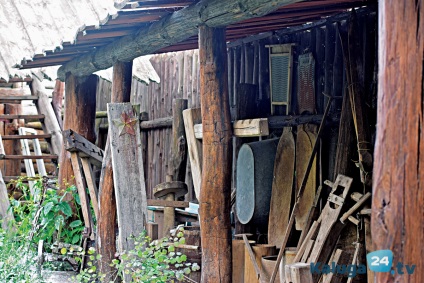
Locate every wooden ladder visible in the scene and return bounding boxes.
[0,94,58,184]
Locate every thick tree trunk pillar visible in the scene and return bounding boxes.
[199,25,232,283]
[372,1,424,282]
[58,74,97,190]
[97,60,132,282]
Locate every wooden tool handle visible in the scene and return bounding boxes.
[243,234,261,279]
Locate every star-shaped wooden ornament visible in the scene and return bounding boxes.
[113,111,138,136]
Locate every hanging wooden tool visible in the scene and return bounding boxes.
[295,124,317,231]
[305,175,353,264]
[269,95,336,283]
[268,127,295,248]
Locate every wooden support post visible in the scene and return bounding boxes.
[58,74,97,191]
[199,25,232,283]
[372,1,424,282]
[97,60,133,282]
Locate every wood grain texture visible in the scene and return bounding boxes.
[199,26,232,283]
[58,74,97,192]
[97,61,133,282]
[245,244,276,283]
[57,0,302,79]
[183,108,202,200]
[169,99,188,181]
[194,118,269,139]
[70,152,94,238]
[372,1,424,282]
[295,125,316,231]
[80,158,99,220]
[268,127,295,248]
[108,103,148,252]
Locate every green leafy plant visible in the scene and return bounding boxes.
[8,176,85,245]
[75,227,200,283]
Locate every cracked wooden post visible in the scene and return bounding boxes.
[199,25,232,282]
[372,1,424,282]
[58,74,97,194]
[97,60,132,282]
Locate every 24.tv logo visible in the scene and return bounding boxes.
[367,250,416,275]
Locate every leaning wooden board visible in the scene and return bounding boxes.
[268,127,295,248]
[107,103,148,269]
[295,125,317,231]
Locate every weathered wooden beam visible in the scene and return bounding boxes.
[268,114,339,129]
[97,60,133,283]
[0,114,45,121]
[147,199,189,208]
[0,88,25,96]
[57,0,301,80]
[0,95,37,103]
[70,153,94,239]
[140,116,172,130]
[1,154,57,160]
[63,129,104,167]
[199,25,232,283]
[108,103,148,282]
[1,134,51,140]
[182,108,202,199]
[372,2,424,282]
[194,118,269,139]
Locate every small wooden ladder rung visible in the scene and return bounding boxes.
[2,175,56,183]
[0,95,38,102]
[1,155,58,160]
[0,114,45,121]
[1,134,51,140]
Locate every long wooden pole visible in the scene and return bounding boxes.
[372,1,424,282]
[269,96,334,283]
[97,60,133,282]
[199,25,232,283]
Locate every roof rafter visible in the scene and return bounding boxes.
[57,0,302,80]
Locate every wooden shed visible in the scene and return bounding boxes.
[1,0,422,282]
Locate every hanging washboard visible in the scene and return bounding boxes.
[267,44,295,115]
